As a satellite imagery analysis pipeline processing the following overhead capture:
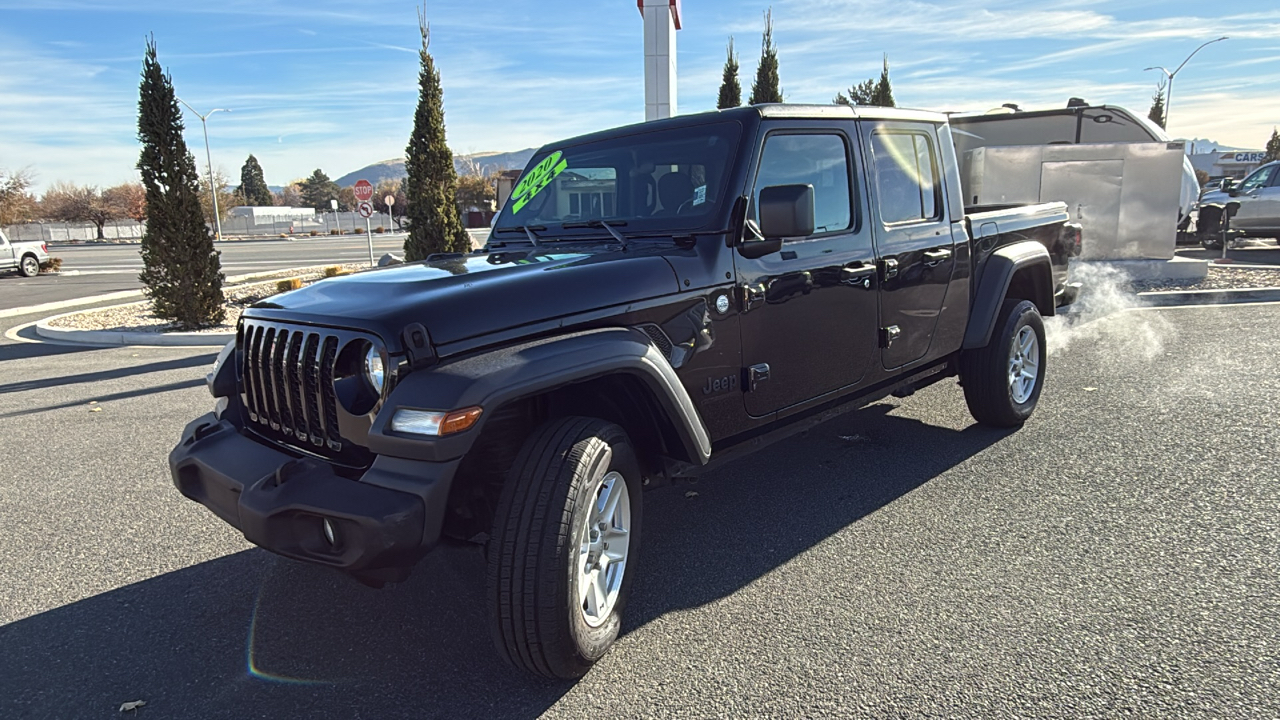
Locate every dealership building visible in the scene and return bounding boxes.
[1188,149,1268,180]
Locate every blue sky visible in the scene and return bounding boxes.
[2,0,1277,192]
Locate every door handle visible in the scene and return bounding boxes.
[882,258,899,280]
[737,283,766,311]
[840,264,876,286]
[924,248,952,266]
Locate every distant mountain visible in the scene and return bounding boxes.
[334,149,537,187]
[334,158,408,188]
[1181,138,1256,154]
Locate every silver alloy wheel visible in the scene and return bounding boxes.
[577,470,631,628]
[1008,326,1040,404]
[21,256,39,276]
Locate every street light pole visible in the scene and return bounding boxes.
[1144,36,1228,131]
[176,98,230,241]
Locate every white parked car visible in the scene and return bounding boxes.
[0,229,50,277]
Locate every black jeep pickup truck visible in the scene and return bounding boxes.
[171,104,1080,679]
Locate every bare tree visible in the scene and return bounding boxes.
[196,169,238,224]
[103,182,147,223]
[0,168,37,226]
[42,182,120,239]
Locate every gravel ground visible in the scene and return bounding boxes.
[45,264,366,334]
[1132,266,1280,293]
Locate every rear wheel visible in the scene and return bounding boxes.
[18,254,39,277]
[961,299,1046,427]
[486,416,642,679]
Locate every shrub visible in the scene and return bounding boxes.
[330,229,341,236]
[322,266,342,278]
[374,226,385,234]
[39,257,63,273]
[279,233,289,238]
[276,278,303,293]
[353,227,365,234]
[309,230,319,236]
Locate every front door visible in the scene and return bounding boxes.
[861,122,956,369]
[735,125,879,417]
[0,231,14,270]
[1231,165,1278,231]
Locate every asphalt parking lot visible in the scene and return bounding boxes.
[1,302,1278,718]
[0,236,413,311]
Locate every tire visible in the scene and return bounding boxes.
[961,299,1046,428]
[1201,235,1223,251]
[487,416,643,679]
[18,254,39,278]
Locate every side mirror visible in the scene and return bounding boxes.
[738,184,814,260]
[758,184,815,239]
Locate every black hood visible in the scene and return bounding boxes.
[244,247,680,351]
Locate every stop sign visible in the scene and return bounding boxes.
[353,179,374,203]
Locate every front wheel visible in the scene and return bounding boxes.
[961,299,1046,427]
[487,416,642,679]
[18,254,39,277]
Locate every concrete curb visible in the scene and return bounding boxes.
[1137,287,1280,307]
[1207,262,1280,270]
[35,314,233,347]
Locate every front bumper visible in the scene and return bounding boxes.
[169,414,460,580]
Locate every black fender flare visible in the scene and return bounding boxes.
[366,327,712,465]
[964,240,1055,350]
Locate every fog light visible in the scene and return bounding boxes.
[322,518,337,547]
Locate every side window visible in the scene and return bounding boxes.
[1240,166,1275,192]
[753,133,852,235]
[870,131,941,224]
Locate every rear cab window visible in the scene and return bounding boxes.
[868,130,942,225]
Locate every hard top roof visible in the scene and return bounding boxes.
[539,104,949,153]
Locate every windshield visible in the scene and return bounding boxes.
[496,121,743,235]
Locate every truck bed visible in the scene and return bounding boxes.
[965,201,1077,305]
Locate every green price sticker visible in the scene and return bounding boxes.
[511,151,569,214]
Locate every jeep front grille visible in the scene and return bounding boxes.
[242,322,343,452]
[238,319,387,469]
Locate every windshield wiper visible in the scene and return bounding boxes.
[493,225,545,247]
[561,220,629,250]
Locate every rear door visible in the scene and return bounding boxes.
[861,122,956,369]
[735,123,879,417]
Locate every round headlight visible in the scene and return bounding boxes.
[364,345,385,394]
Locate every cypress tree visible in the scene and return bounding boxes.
[1147,80,1167,130]
[403,8,468,261]
[870,55,895,108]
[1265,128,1280,163]
[748,8,782,105]
[238,154,273,206]
[835,79,875,106]
[136,37,224,329]
[717,37,741,110]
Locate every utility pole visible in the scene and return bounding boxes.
[176,98,230,241]
[1144,36,1228,130]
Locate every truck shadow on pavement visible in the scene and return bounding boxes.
[0,400,1013,719]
